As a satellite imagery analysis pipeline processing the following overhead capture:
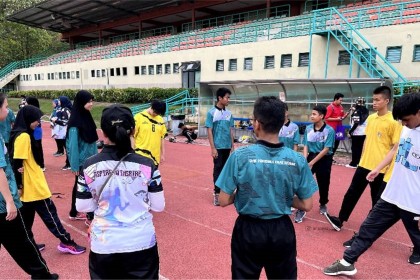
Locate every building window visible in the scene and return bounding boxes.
[229,59,237,71]
[386,46,402,63]
[110,68,115,76]
[116,68,121,76]
[71,71,75,79]
[134,66,140,75]
[281,54,292,68]
[244,57,253,70]
[66,72,70,79]
[413,45,420,62]
[216,59,224,71]
[96,70,100,78]
[122,67,127,76]
[165,64,171,74]
[148,65,154,75]
[141,66,147,75]
[47,73,51,80]
[264,55,275,69]
[76,71,80,79]
[102,69,106,77]
[60,72,64,79]
[298,52,310,67]
[338,50,350,65]
[156,64,163,74]
[173,63,180,74]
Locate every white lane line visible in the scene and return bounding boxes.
[61,220,88,237]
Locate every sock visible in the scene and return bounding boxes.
[340,259,352,266]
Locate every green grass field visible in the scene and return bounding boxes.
[7,98,134,126]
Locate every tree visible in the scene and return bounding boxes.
[0,0,69,67]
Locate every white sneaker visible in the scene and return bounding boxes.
[345,164,357,169]
[294,210,306,223]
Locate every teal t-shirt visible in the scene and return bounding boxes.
[278,120,300,149]
[0,134,22,213]
[216,140,318,219]
[205,106,234,149]
[303,123,335,155]
[0,109,15,144]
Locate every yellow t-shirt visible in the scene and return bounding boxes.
[13,133,51,202]
[383,124,403,182]
[359,112,401,173]
[134,110,167,165]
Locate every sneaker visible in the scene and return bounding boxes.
[343,232,358,248]
[323,260,357,276]
[61,165,71,170]
[57,241,86,255]
[345,164,357,169]
[325,213,343,231]
[41,167,46,172]
[69,213,87,220]
[49,273,59,279]
[37,243,46,251]
[320,204,328,215]
[409,249,420,265]
[53,152,64,157]
[294,210,306,223]
[213,193,220,206]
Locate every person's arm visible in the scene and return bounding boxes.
[303,145,308,159]
[308,147,329,167]
[230,127,235,152]
[0,169,17,221]
[293,144,298,152]
[160,137,165,163]
[292,196,313,212]
[366,142,398,182]
[148,169,165,212]
[324,106,339,122]
[207,127,218,158]
[219,190,235,207]
[76,168,97,213]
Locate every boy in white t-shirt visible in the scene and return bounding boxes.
[323,92,420,276]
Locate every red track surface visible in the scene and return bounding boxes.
[1,123,418,279]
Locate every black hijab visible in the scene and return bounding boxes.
[59,96,72,110]
[9,105,44,166]
[67,90,98,143]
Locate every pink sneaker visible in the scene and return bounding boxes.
[69,213,87,221]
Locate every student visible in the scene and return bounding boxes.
[0,107,15,147]
[51,96,72,170]
[9,105,86,255]
[278,103,300,151]
[178,122,198,143]
[217,96,318,279]
[325,93,350,157]
[323,92,420,276]
[25,97,45,171]
[50,99,62,156]
[133,100,167,166]
[78,104,165,279]
[295,105,335,223]
[346,97,369,168]
[205,87,235,206]
[67,90,98,224]
[325,86,401,231]
[0,93,58,279]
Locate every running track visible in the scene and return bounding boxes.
[0,123,417,279]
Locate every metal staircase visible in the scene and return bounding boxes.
[0,57,47,90]
[311,7,407,84]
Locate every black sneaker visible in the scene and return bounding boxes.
[37,243,46,251]
[61,165,71,170]
[343,232,358,248]
[409,248,420,265]
[325,213,343,231]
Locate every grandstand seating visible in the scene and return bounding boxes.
[34,0,420,67]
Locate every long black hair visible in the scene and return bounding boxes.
[101,104,135,158]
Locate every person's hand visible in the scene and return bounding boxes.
[308,161,314,169]
[366,170,379,182]
[211,148,218,159]
[5,200,17,221]
[17,167,24,173]
[51,117,57,122]
[18,188,23,197]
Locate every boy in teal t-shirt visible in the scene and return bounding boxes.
[216,96,318,279]
[295,105,335,223]
[278,103,300,151]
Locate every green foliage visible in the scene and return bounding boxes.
[0,0,69,67]
[7,87,198,104]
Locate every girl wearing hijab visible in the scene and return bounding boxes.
[79,104,165,279]
[25,97,45,171]
[51,96,72,170]
[50,99,62,156]
[9,105,86,255]
[67,90,98,224]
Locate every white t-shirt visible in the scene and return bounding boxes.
[381,126,420,215]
